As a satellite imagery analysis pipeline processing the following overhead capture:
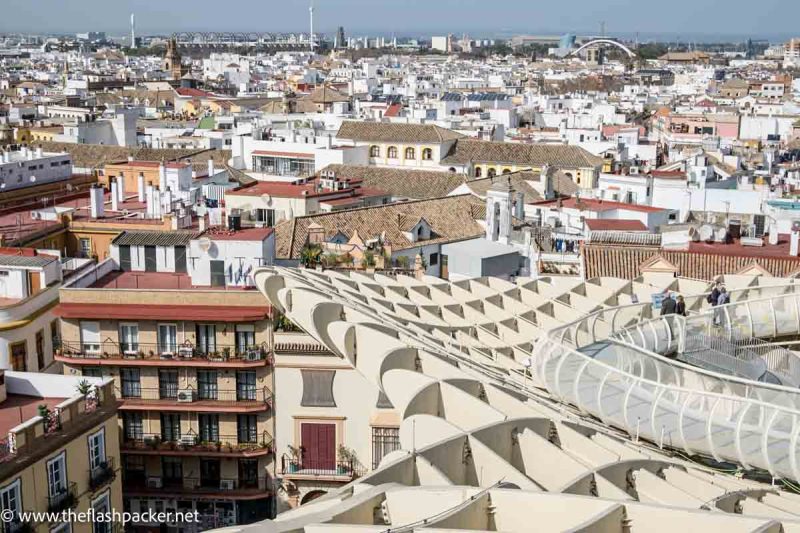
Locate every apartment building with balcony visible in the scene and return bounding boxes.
[53,227,276,529]
[0,247,94,374]
[0,372,121,533]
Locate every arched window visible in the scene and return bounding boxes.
[422,148,433,161]
[487,168,497,178]
[502,168,511,175]
[405,147,415,160]
[448,167,456,173]
[474,167,482,178]
[369,145,380,157]
[387,146,398,159]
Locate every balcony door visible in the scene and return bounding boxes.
[119,323,139,354]
[196,325,216,355]
[301,423,336,471]
[47,452,67,498]
[158,324,177,355]
[200,459,221,488]
[144,246,157,272]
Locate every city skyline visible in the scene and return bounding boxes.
[1,0,798,40]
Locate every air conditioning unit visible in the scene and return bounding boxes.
[219,479,235,491]
[146,477,163,489]
[177,346,193,358]
[246,349,261,361]
[177,389,194,403]
[180,434,197,446]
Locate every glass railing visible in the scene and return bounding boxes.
[533,282,800,480]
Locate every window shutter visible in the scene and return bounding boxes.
[300,370,336,407]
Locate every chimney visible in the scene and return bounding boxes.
[792,227,800,257]
[326,134,332,149]
[199,215,207,232]
[158,161,167,190]
[163,187,173,214]
[515,191,525,220]
[290,130,298,143]
[207,158,214,178]
[110,179,119,211]
[117,172,126,202]
[35,145,43,158]
[137,172,145,202]
[145,183,154,218]
[152,187,162,219]
[89,184,105,219]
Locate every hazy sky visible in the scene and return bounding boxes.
[1,0,798,39]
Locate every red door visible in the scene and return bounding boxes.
[301,423,336,470]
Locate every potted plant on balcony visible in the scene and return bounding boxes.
[287,444,302,473]
[222,347,231,360]
[76,380,92,395]
[337,445,357,475]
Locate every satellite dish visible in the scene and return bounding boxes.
[699,224,714,242]
[261,193,272,206]
[29,175,36,183]
[66,183,73,192]
[198,237,212,253]
[522,357,532,368]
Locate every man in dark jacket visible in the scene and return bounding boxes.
[675,295,687,316]
[661,295,676,316]
[708,283,721,306]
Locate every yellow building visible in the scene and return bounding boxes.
[54,242,276,529]
[0,372,121,533]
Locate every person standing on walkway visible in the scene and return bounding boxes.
[675,295,687,316]
[715,287,730,325]
[708,282,721,307]
[661,294,676,316]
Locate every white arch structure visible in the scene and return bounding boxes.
[570,39,637,58]
[242,268,800,532]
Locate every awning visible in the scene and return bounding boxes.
[54,303,271,322]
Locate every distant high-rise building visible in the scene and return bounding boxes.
[336,26,346,49]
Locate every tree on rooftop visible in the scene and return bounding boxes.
[300,243,323,268]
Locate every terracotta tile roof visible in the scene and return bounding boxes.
[304,85,350,104]
[585,219,648,231]
[274,195,486,259]
[36,142,230,170]
[440,139,604,169]
[461,172,543,201]
[314,164,467,200]
[534,197,666,213]
[336,121,464,144]
[174,87,216,98]
[583,244,800,280]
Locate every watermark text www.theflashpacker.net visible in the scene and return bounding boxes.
[2,508,201,526]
